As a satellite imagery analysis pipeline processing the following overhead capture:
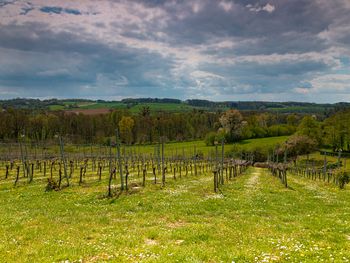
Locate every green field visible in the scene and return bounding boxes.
[0,166,349,262]
[78,102,125,110]
[47,100,333,115]
[48,104,66,110]
[0,136,289,159]
[48,101,205,113]
[78,102,205,113]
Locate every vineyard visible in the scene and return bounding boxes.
[0,136,349,262]
[0,136,251,195]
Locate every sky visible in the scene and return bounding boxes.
[0,0,350,102]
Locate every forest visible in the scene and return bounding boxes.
[0,105,349,155]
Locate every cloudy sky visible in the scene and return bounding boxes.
[0,0,350,102]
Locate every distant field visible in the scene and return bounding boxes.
[269,106,325,113]
[48,101,206,114]
[78,102,125,110]
[47,100,333,114]
[79,102,204,113]
[48,104,65,110]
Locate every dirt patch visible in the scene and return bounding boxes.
[175,239,184,245]
[245,171,260,189]
[167,221,187,229]
[145,238,158,245]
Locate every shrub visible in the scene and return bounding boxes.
[277,134,317,157]
[204,132,217,146]
[204,131,226,146]
[45,178,60,191]
[339,172,350,189]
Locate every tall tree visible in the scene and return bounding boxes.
[118,116,135,144]
[219,109,244,142]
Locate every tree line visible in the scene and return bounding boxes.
[0,107,348,150]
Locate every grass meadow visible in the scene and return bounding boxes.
[0,166,349,262]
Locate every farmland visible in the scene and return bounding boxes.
[0,102,349,263]
[3,98,350,115]
[0,135,349,262]
[0,165,349,262]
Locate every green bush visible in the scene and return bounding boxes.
[45,178,60,191]
[339,172,350,189]
[204,131,226,146]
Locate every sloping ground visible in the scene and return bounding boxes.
[0,168,349,262]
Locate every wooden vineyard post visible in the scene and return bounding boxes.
[14,166,20,186]
[153,166,157,184]
[79,166,84,185]
[125,165,129,191]
[5,164,9,179]
[214,141,219,192]
[58,135,70,187]
[221,139,224,185]
[108,168,116,197]
[161,139,166,187]
[323,154,327,181]
[98,162,102,181]
[157,142,161,179]
[19,134,27,179]
[142,166,146,187]
[194,146,197,176]
[107,142,114,197]
[284,150,288,188]
[43,161,46,178]
[213,170,218,193]
[115,129,124,191]
[29,163,34,183]
[58,167,62,188]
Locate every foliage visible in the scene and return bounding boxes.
[204,131,226,146]
[219,109,245,142]
[277,134,317,157]
[296,115,322,145]
[339,171,350,189]
[45,178,60,191]
[118,116,135,144]
[323,109,350,151]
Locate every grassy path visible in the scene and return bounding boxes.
[0,168,349,262]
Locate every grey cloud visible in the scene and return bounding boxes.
[0,0,350,101]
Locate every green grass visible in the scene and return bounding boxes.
[48,101,331,114]
[78,102,126,110]
[236,136,288,151]
[77,102,202,113]
[49,101,208,113]
[0,166,349,262]
[48,104,66,110]
[0,136,289,159]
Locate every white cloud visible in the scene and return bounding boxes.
[309,74,350,93]
[219,1,233,12]
[247,3,276,13]
[262,3,275,13]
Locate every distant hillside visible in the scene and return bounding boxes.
[1,98,349,115]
